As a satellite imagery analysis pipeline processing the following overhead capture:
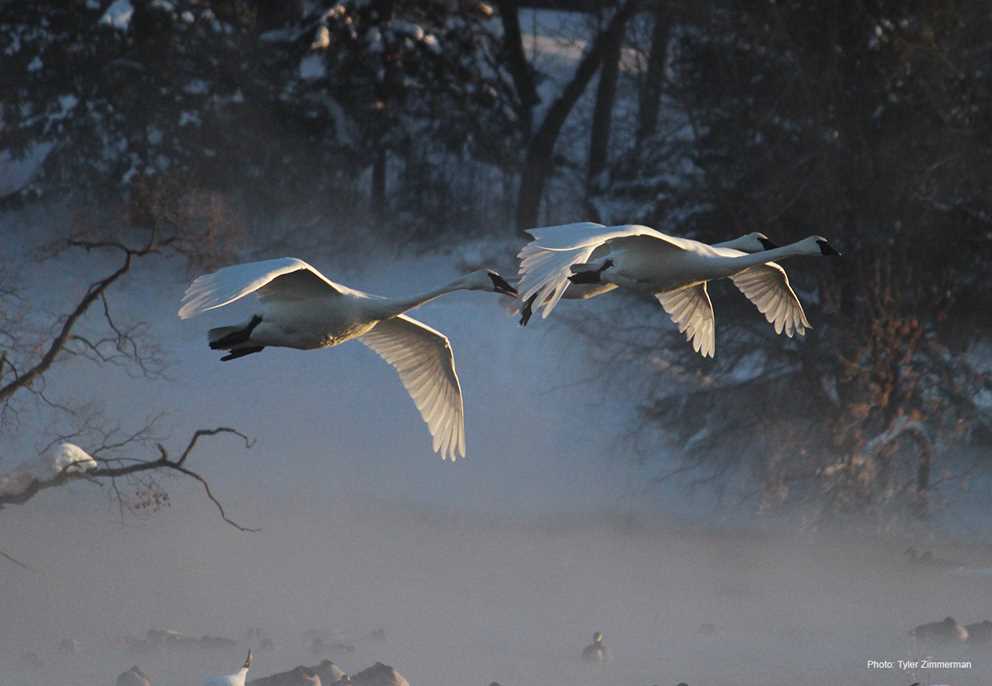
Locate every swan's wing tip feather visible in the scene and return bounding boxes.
[731,264,810,344]
[359,316,466,461]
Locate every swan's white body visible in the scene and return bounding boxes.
[178,258,516,460]
[514,232,776,324]
[518,223,839,357]
[204,651,252,686]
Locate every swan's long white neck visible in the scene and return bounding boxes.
[369,277,470,320]
[705,239,820,279]
[713,236,755,251]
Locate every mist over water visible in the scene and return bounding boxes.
[2,216,990,686]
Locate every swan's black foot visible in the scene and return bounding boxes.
[210,315,262,350]
[568,259,613,284]
[220,346,265,361]
[519,294,536,327]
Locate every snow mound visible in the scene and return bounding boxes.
[100,0,134,31]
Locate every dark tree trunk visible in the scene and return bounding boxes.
[254,0,303,34]
[369,0,396,222]
[372,150,387,222]
[516,0,640,232]
[497,0,539,139]
[636,2,671,145]
[586,12,626,198]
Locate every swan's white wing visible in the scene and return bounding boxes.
[731,262,811,337]
[522,222,698,252]
[523,221,607,248]
[178,257,351,319]
[656,284,716,358]
[517,224,696,319]
[358,315,466,461]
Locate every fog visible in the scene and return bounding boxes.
[1,213,990,686]
[3,493,991,685]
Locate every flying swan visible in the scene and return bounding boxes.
[178,258,517,460]
[516,231,778,325]
[517,222,840,357]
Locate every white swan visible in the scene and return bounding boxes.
[517,222,840,357]
[516,231,778,325]
[178,258,517,460]
[204,650,252,686]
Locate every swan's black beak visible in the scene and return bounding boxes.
[488,272,518,296]
[817,239,842,256]
[757,235,778,250]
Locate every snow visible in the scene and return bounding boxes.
[366,27,383,53]
[0,443,97,497]
[184,79,209,95]
[259,28,298,43]
[100,0,134,31]
[178,111,200,127]
[389,20,425,42]
[299,54,327,81]
[0,143,52,197]
[422,34,440,54]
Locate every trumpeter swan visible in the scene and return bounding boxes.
[516,231,778,325]
[518,223,840,357]
[178,258,517,460]
[581,631,610,663]
[204,651,252,686]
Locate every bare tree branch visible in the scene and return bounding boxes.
[0,427,256,532]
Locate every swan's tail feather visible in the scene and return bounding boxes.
[208,316,265,361]
[220,346,265,361]
[208,325,243,348]
[207,315,262,350]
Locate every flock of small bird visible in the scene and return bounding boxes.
[179,222,840,460]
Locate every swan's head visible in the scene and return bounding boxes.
[745,232,778,251]
[461,269,518,296]
[796,235,841,256]
[242,649,253,670]
[593,631,604,643]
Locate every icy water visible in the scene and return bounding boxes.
[2,498,991,686]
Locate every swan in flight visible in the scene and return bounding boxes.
[178,258,517,460]
[204,651,252,686]
[517,222,840,357]
[516,231,778,326]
